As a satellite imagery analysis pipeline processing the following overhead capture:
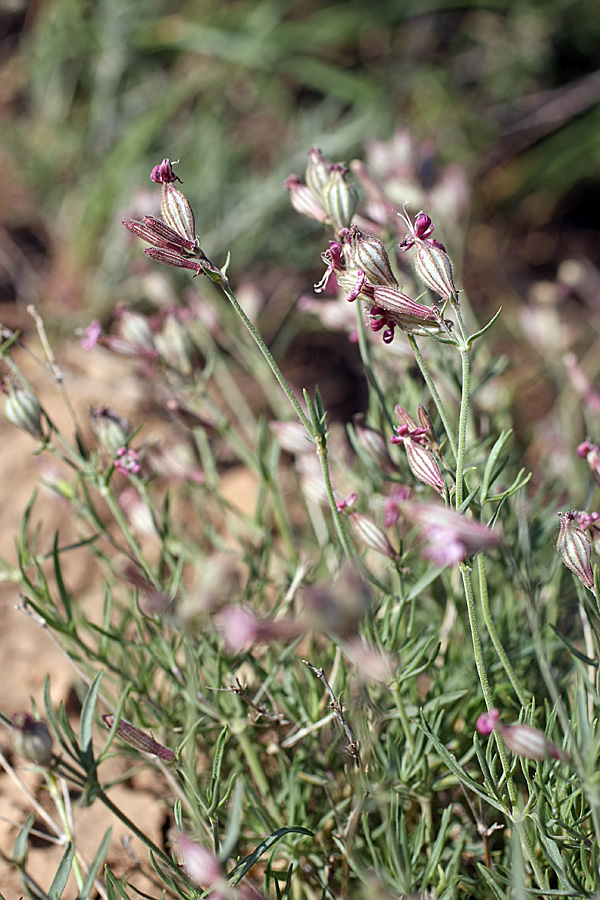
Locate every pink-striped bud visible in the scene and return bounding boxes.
[577,440,600,487]
[342,226,398,287]
[477,708,562,762]
[398,205,458,301]
[413,241,457,302]
[556,511,594,589]
[391,406,445,494]
[322,164,358,231]
[144,247,204,274]
[102,715,176,761]
[285,175,329,223]
[305,147,332,201]
[160,182,196,245]
[348,511,398,559]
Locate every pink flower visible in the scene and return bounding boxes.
[114,447,142,476]
[404,502,501,565]
[81,320,102,350]
[150,158,182,184]
[178,836,222,892]
[477,708,564,762]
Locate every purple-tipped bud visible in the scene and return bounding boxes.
[285,175,329,223]
[116,309,155,351]
[4,382,44,440]
[342,226,398,287]
[305,147,332,201]
[150,158,182,184]
[477,709,562,762]
[556,511,594,589]
[90,406,132,456]
[160,183,196,245]
[12,713,53,767]
[322,164,358,231]
[362,285,442,333]
[348,511,398,560]
[391,406,445,494]
[398,205,458,301]
[102,715,176,761]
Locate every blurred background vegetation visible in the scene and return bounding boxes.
[1,0,600,441]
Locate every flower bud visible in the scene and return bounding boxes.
[348,511,398,559]
[413,241,457,302]
[90,406,131,456]
[391,406,445,494]
[305,147,332,201]
[285,175,329,223]
[500,723,560,761]
[343,226,398,287]
[160,182,196,245]
[556,511,594,589]
[322,164,358,231]
[12,713,53,767]
[4,382,44,440]
[101,715,176,761]
[178,836,222,888]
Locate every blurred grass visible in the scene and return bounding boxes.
[1,0,599,330]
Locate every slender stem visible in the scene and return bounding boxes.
[476,555,529,708]
[408,335,457,461]
[460,563,547,890]
[455,346,470,509]
[218,277,312,434]
[315,432,357,561]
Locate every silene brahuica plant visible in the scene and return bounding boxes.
[2,136,600,900]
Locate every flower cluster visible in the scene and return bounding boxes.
[287,149,456,344]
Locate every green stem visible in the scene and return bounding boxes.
[460,563,547,891]
[455,345,470,509]
[219,277,312,435]
[407,335,457,461]
[477,555,529,708]
[315,432,357,562]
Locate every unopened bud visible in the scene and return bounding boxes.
[12,713,53,767]
[90,406,132,456]
[285,175,329,223]
[391,406,445,494]
[323,165,358,231]
[413,241,458,302]
[4,382,44,440]
[343,226,398,287]
[305,147,332,201]
[556,511,594,589]
[348,511,398,559]
[160,183,196,245]
[500,723,560,761]
[102,715,176,761]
